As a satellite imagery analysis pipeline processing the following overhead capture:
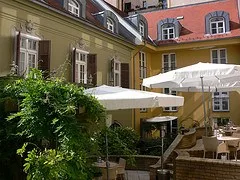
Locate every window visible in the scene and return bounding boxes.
[212,92,229,111]
[139,21,145,37]
[157,18,181,40]
[143,1,147,8]
[162,53,176,72]
[213,117,229,127]
[163,88,177,111]
[107,18,114,33]
[205,11,230,35]
[210,17,225,34]
[162,24,175,40]
[68,0,80,17]
[19,35,39,76]
[140,84,147,112]
[75,50,88,84]
[139,52,147,79]
[113,60,121,86]
[211,49,227,64]
[124,2,131,12]
[211,48,229,111]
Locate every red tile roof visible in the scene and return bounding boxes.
[142,0,240,45]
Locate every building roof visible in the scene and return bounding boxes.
[142,0,240,45]
[38,0,139,45]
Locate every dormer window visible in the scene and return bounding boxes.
[205,11,230,35]
[107,18,114,33]
[139,21,145,37]
[64,0,86,18]
[68,0,80,17]
[210,17,225,34]
[157,18,181,40]
[162,24,175,40]
[103,10,119,34]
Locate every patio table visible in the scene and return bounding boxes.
[93,161,118,168]
[217,136,240,142]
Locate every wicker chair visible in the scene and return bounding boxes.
[101,166,118,180]
[216,142,230,159]
[202,136,219,158]
[228,133,240,160]
[117,158,127,180]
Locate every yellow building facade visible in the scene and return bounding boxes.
[0,0,140,128]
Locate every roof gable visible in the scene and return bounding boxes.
[142,0,240,45]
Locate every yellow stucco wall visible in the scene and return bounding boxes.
[0,0,135,128]
[142,41,240,129]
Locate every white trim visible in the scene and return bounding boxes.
[210,48,227,64]
[16,31,41,41]
[76,48,89,54]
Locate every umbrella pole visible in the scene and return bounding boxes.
[161,126,164,171]
[201,77,208,136]
[106,132,109,180]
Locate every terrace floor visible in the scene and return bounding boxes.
[126,170,150,180]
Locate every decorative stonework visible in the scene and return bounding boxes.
[70,37,89,52]
[20,20,35,34]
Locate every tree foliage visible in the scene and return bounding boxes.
[6,69,106,179]
[96,126,140,163]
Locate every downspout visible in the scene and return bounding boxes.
[132,39,146,130]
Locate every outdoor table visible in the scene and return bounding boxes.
[217,136,240,142]
[93,161,118,168]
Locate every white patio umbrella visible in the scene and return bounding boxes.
[143,62,240,135]
[85,85,184,179]
[85,85,184,110]
[171,80,240,92]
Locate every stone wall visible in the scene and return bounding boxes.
[109,155,160,171]
[175,156,240,180]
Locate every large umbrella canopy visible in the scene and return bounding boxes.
[143,62,240,88]
[142,62,240,135]
[85,85,184,110]
[145,116,177,123]
[171,81,240,92]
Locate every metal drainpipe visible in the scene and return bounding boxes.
[132,40,146,130]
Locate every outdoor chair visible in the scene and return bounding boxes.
[101,166,118,180]
[117,158,127,180]
[216,142,230,160]
[228,133,240,160]
[202,136,219,158]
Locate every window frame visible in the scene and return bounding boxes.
[212,91,229,112]
[75,49,89,84]
[68,0,80,17]
[107,17,114,33]
[210,17,225,35]
[162,24,175,40]
[139,21,145,37]
[139,51,147,79]
[205,11,230,35]
[162,53,176,72]
[163,88,178,112]
[211,48,227,64]
[18,33,40,76]
[113,60,121,86]
[211,48,229,112]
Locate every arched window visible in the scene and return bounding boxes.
[205,11,230,35]
[162,23,175,40]
[157,18,181,40]
[210,17,225,34]
[139,21,145,37]
[107,18,114,33]
[68,0,80,17]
